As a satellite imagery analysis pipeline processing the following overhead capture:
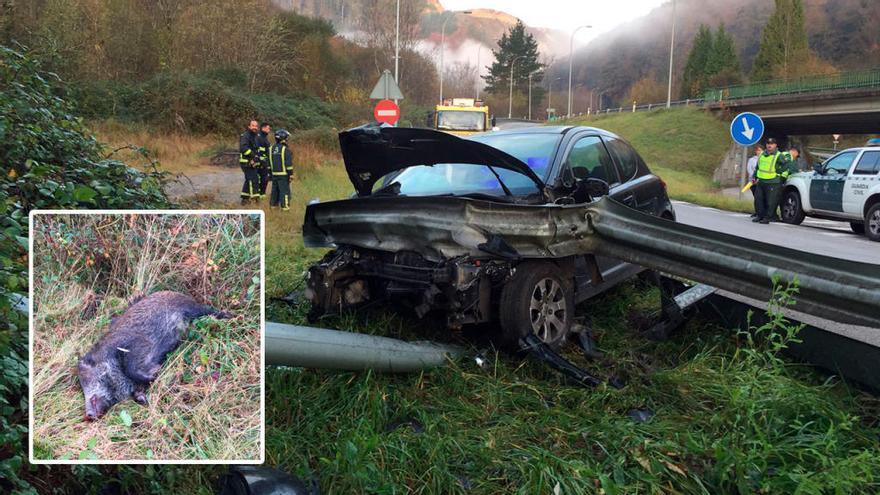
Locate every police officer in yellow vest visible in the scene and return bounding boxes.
[268,129,294,210]
[752,137,791,224]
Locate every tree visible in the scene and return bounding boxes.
[627,76,666,104]
[482,20,544,112]
[706,24,742,88]
[680,23,742,98]
[443,62,479,99]
[680,25,713,98]
[751,0,810,81]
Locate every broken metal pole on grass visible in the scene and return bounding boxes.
[265,321,463,372]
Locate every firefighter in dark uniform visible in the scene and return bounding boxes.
[268,129,294,210]
[257,122,271,200]
[239,119,261,204]
[752,137,791,224]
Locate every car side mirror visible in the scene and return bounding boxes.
[813,163,824,174]
[583,177,610,198]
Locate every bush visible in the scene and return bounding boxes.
[290,126,340,154]
[0,45,171,493]
[72,73,341,135]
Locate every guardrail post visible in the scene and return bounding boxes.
[618,107,622,113]
[632,101,636,112]
[648,103,652,111]
[685,99,689,106]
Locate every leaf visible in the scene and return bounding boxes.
[78,449,98,460]
[72,185,97,203]
[119,409,132,427]
[87,436,97,449]
[663,460,687,476]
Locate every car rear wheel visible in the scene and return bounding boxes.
[499,262,573,350]
[781,190,805,225]
[866,203,880,242]
[850,222,865,235]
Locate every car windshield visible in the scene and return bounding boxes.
[437,110,486,131]
[377,132,561,197]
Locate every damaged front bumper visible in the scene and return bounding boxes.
[304,245,513,329]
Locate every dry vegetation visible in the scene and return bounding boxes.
[30,214,262,461]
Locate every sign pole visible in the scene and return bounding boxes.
[739,145,748,200]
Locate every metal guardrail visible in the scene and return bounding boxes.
[560,99,706,120]
[584,198,880,328]
[703,68,880,103]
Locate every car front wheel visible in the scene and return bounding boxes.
[781,190,806,225]
[866,203,880,242]
[499,261,573,350]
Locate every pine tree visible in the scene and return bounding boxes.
[482,20,544,100]
[680,24,713,98]
[706,23,742,87]
[751,0,809,81]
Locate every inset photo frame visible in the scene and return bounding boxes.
[28,210,264,464]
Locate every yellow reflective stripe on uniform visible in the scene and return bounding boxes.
[243,149,252,155]
[271,145,290,175]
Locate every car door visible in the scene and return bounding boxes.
[810,150,858,213]
[844,150,880,216]
[560,134,622,274]
[602,136,657,215]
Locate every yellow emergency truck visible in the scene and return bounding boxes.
[431,98,490,136]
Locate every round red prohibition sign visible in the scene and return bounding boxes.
[374,99,400,125]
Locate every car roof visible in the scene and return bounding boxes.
[476,125,621,139]
[838,147,877,153]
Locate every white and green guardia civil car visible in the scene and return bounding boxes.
[780,146,880,241]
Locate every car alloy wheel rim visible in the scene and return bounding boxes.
[870,210,880,236]
[529,278,567,343]
[783,196,796,219]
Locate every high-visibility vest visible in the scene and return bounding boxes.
[781,151,792,179]
[269,144,291,176]
[756,151,781,180]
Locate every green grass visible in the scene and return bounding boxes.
[30,214,262,462]
[564,108,754,212]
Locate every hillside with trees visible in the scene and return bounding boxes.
[0,0,442,133]
[556,0,880,107]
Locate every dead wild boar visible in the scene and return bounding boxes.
[77,291,231,421]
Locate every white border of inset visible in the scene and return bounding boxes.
[28,209,265,465]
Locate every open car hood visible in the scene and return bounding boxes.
[339,124,546,197]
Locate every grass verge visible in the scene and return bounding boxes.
[30,214,262,462]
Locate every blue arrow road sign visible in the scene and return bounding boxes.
[730,112,764,146]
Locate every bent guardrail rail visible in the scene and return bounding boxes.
[580,198,880,328]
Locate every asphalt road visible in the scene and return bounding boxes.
[673,201,880,265]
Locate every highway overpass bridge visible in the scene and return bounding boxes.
[703,69,880,136]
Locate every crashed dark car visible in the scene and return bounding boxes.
[303,124,675,348]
